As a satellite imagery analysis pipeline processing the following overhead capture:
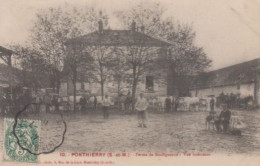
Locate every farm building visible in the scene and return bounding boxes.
[0,46,14,97]
[190,58,260,106]
[60,21,171,98]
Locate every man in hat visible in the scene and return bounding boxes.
[219,104,231,133]
[102,95,113,119]
[135,93,148,128]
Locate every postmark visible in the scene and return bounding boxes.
[13,103,67,155]
[4,118,40,163]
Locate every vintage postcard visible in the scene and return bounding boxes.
[0,0,259,165]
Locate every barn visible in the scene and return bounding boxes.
[190,58,260,106]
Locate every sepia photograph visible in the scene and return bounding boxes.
[0,0,259,165]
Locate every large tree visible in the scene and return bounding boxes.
[158,20,212,96]
[108,47,132,109]
[115,3,168,111]
[116,2,211,98]
[123,45,158,111]
[64,43,94,111]
[29,5,108,93]
[91,46,113,99]
[11,45,49,91]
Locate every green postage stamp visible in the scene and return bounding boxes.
[3,118,41,163]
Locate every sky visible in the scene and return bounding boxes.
[0,0,259,70]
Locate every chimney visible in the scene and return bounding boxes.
[140,25,145,32]
[98,20,103,32]
[131,20,136,32]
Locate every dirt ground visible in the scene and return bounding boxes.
[1,109,260,155]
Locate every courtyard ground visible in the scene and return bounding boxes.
[1,109,260,155]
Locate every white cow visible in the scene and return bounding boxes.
[89,96,114,105]
[156,96,167,112]
[177,97,200,111]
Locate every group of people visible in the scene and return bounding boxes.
[79,95,98,112]
[149,96,177,112]
[214,104,231,132]
[0,91,32,114]
[164,96,174,112]
[216,92,254,109]
[206,101,237,133]
[207,97,245,134]
[1,90,245,132]
[80,94,113,119]
[0,92,98,115]
[85,92,149,127]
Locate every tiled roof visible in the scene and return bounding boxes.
[0,45,12,55]
[191,58,260,89]
[66,30,172,47]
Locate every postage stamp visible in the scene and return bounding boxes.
[3,118,41,163]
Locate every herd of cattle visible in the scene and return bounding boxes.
[52,96,211,112]
[0,94,213,114]
[148,96,209,112]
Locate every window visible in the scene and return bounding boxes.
[146,76,154,92]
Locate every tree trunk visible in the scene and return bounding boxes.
[131,80,137,112]
[73,70,77,112]
[99,60,104,100]
[73,82,76,112]
[101,81,104,100]
[131,66,137,112]
[56,71,61,94]
[56,78,60,94]
[117,79,121,111]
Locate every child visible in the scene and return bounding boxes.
[229,111,246,135]
[205,110,217,130]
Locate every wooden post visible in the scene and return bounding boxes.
[7,55,13,101]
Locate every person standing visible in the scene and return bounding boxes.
[102,95,112,119]
[93,95,97,111]
[79,96,87,113]
[165,96,171,113]
[44,93,51,113]
[210,97,215,112]
[125,91,132,112]
[171,97,175,112]
[219,104,231,133]
[135,93,148,128]
[214,115,221,132]
[35,95,42,112]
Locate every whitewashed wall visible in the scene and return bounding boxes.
[240,83,255,97]
[190,82,255,98]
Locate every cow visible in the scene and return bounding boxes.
[177,97,200,111]
[156,96,167,112]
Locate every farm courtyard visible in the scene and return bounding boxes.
[1,109,260,155]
